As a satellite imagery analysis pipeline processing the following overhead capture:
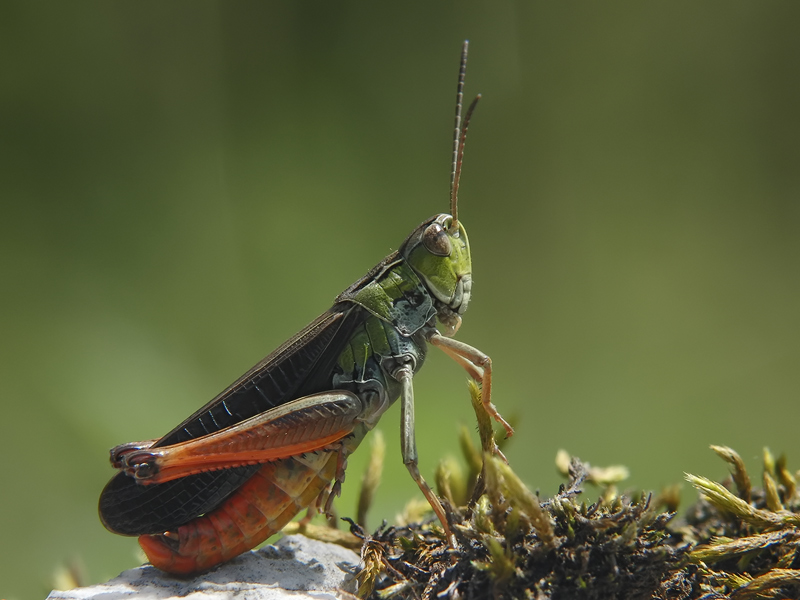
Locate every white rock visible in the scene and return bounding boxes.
[47,535,361,600]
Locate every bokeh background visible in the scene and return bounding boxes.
[2,2,799,598]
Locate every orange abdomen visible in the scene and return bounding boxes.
[138,451,339,575]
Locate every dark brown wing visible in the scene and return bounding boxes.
[99,302,366,536]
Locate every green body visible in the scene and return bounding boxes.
[332,214,472,453]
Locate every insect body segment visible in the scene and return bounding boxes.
[99,41,512,575]
[138,450,340,574]
[340,256,437,337]
[403,215,471,336]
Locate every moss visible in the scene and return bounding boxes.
[350,455,682,599]
[341,386,800,599]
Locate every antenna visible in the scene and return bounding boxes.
[449,40,480,233]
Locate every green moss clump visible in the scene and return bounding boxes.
[345,385,800,599]
[680,446,800,599]
[351,454,681,600]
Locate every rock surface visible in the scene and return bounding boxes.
[46,535,360,600]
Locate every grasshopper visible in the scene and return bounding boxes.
[99,41,512,575]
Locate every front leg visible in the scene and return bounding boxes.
[429,332,514,438]
[396,366,456,547]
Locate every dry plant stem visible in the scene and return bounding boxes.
[465,380,504,513]
[686,474,800,528]
[731,569,800,599]
[711,444,752,502]
[690,530,800,564]
[487,455,555,548]
[281,520,361,548]
[763,470,785,512]
[357,431,385,527]
[776,454,798,502]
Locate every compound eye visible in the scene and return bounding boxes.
[422,222,452,257]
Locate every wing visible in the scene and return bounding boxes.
[99,302,366,536]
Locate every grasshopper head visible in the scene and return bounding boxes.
[401,213,471,336]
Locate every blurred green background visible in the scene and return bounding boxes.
[2,2,799,598]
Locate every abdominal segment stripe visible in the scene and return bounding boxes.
[138,452,339,573]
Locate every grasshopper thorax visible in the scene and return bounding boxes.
[400,213,471,337]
